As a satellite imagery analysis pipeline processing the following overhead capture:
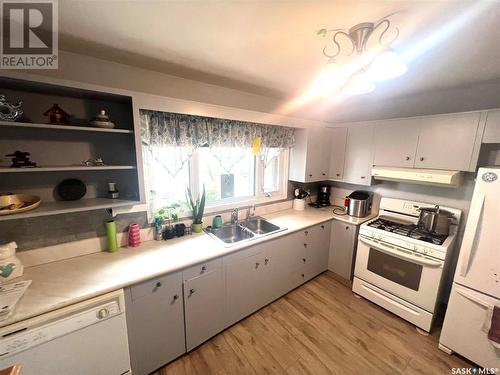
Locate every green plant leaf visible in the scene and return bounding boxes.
[317,28,327,37]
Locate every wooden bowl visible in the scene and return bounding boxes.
[0,194,41,216]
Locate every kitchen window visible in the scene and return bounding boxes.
[144,146,289,214]
[140,110,294,216]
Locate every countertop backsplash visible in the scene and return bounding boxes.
[0,210,149,251]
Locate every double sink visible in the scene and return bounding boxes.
[205,216,286,246]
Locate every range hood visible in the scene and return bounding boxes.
[371,167,463,188]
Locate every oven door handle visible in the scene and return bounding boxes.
[359,236,443,268]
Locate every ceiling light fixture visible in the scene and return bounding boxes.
[317,14,407,96]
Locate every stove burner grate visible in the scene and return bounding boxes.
[368,218,448,245]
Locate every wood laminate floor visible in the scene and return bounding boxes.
[154,272,472,375]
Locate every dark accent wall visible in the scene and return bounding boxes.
[0,210,149,251]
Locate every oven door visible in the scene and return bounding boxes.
[354,235,444,312]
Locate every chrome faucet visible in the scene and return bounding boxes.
[231,208,239,224]
[246,205,255,220]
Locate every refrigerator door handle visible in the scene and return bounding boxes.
[459,192,485,277]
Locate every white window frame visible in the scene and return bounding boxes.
[177,148,289,216]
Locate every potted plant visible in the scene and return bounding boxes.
[186,185,206,233]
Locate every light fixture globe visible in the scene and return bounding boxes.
[366,50,408,81]
[342,73,376,96]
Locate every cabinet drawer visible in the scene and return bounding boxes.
[290,264,322,288]
[183,258,222,281]
[130,272,181,302]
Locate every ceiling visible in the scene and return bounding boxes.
[58,1,500,121]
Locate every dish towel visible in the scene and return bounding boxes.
[486,305,500,348]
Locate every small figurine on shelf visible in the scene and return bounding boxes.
[5,151,36,168]
[44,103,69,124]
[0,95,23,122]
[90,109,115,129]
[82,158,105,167]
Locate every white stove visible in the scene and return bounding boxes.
[352,197,461,332]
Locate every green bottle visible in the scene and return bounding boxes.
[106,220,118,252]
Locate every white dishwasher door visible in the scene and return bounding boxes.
[0,290,131,375]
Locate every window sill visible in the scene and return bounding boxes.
[203,193,288,215]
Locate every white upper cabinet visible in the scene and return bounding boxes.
[483,109,500,143]
[373,120,420,168]
[414,113,480,171]
[328,127,348,180]
[289,128,330,182]
[343,124,374,186]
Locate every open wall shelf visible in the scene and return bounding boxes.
[0,121,134,134]
[0,76,143,220]
[0,198,140,221]
[0,166,136,173]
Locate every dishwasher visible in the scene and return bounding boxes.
[0,289,131,375]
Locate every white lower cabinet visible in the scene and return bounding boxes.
[125,222,333,371]
[224,222,331,327]
[125,272,185,375]
[328,221,358,281]
[224,247,268,326]
[183,263,225,351]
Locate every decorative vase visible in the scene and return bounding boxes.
[192,222,203,233]
[127,223,141,247]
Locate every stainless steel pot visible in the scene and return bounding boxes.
[417,205,453,235]
[345,191,373,218]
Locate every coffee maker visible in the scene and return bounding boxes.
[311,185,331,208]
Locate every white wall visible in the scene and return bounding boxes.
[10,50,500,127]
[25,50,285,115]
[328,79,500,123]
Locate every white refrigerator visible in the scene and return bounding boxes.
[439,167,500,368]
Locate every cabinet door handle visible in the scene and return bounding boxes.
[360,176,366,179]
[304,230,308,236]
[302,258,306,263]
[189,289,195,296]
[336,173,340,177]
[309,174,313,177]
[201,265,207,272]
[264,258,269,265]
[345,226,349,230]
[322,173,326,176]
[154,281,162,290]
[321,225,325,229]
[301,273,305,278]
[406,156,411,161]
[173,294,179,301]
[303,243,308,248]
[420,157,425,161]
[255,262,260,269]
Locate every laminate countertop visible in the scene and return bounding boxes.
[1,207,376,328]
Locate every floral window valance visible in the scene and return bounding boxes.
[140,109,295,149]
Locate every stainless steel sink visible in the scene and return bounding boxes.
[207,224,255,244]
[239,217,281,235]
[205,217,286,246]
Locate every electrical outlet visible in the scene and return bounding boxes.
[333,197,345,207]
